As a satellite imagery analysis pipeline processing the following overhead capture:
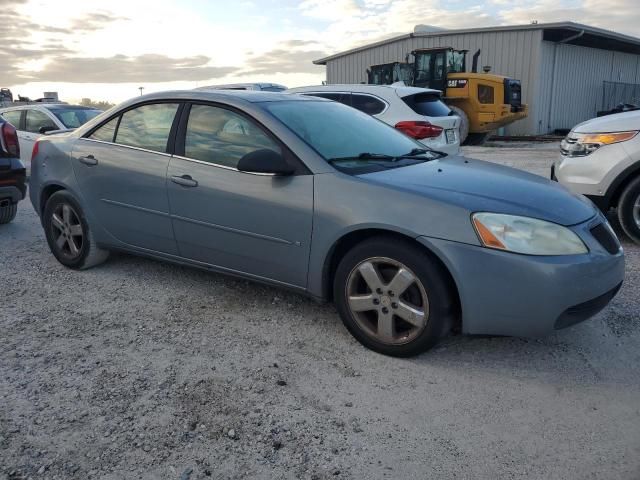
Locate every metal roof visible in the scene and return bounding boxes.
[313,22,640,65]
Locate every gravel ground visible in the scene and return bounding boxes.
[2,144,639,480]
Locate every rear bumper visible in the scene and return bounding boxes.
[417,217,624,337]
[0,184,26,204]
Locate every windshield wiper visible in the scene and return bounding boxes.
[398,147,448,159]
[328,152,396,164]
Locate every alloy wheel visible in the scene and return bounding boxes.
[50,203,84,259]
[345,256,429,345]
[634,192,640,229]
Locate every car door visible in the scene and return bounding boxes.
[72,102,181,254]
[23,109,59,164]
[167,103,313,288]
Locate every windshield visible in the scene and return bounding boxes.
[264,100,431,172]
[51,108,102,128]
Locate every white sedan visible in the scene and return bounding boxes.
[288,84,461,156]
[0,104,102,173]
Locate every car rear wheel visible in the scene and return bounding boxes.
[43,191,109,269]
[464,132,490,146]
[449,105,469,144]
[333,237,456,357]
[0,201,17,224]
[618,175,640,244]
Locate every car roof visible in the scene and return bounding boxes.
[126,89,321,105]
[195,83,287,91]
[288,84,442,98]
[0,103,98,111]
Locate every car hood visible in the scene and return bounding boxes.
[358,156,596,226]
[573,110,640,133]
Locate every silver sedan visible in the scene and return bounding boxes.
[28,90,625,356]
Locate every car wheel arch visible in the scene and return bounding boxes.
[40,184,67,215]
[606,162,640,211]
[321,228,462,331]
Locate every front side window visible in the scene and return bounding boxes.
[1,110,22,129]
[351,94,385,115]
[184,104,280,168]
[89,117,119,142]
[25,109,57,133]
[433,53,445,81]
[115,103,179,153]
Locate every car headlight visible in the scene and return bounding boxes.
[472,213,588,255]
[561,131,637,157]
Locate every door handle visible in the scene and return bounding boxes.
[171,175,198,187]
[79,155,98,166]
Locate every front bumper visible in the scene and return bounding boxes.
[418,215,624,337]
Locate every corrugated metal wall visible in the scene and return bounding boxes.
[538,42,640,133]
[323,29,543,135]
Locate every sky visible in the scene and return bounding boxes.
[2,0,639,104]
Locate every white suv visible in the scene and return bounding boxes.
[287,84,461,156]
[554,110,640,243]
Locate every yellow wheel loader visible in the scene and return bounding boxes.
[367,47,528,144]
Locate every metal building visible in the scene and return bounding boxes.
[313,22,640,136]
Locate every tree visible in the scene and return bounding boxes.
[80,98,115,110]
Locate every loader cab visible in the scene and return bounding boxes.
[367,62,414,86]
[412,48,467,92]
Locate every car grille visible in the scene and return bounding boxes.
[590,223,621,254]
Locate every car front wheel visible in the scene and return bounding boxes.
[43,191,109,269]
[333,237,456,357]
[617,175,640,245]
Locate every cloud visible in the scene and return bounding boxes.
[244,48,328,75]
[25,54,239,83]
[70,11,129,31]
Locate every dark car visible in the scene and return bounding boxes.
[0,118,26,224]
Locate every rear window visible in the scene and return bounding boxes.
[402,93,451,117]
[51,108,101,128]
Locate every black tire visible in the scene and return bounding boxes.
[464,132,490,146]
[449,105,469,144]
[0,202,17,224]
[43,191,109,269]
[333,236,456,357]
[617,175,640,245]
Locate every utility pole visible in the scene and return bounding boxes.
[138,86,144,96]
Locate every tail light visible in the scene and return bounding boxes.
[395,121,443,140]
[31,139,40,161]
[0,121,20,157]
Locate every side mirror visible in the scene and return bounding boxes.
[237,149,294,176]
[39,125,58,134]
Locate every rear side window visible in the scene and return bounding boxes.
[1,110,22,128]
[115,103,179,152]
[402,93,451,117]
[25,109,57,133]
[184,104,280,168]
[351,94,386,115]
[90,117,119,142]
[303,92,351,106]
